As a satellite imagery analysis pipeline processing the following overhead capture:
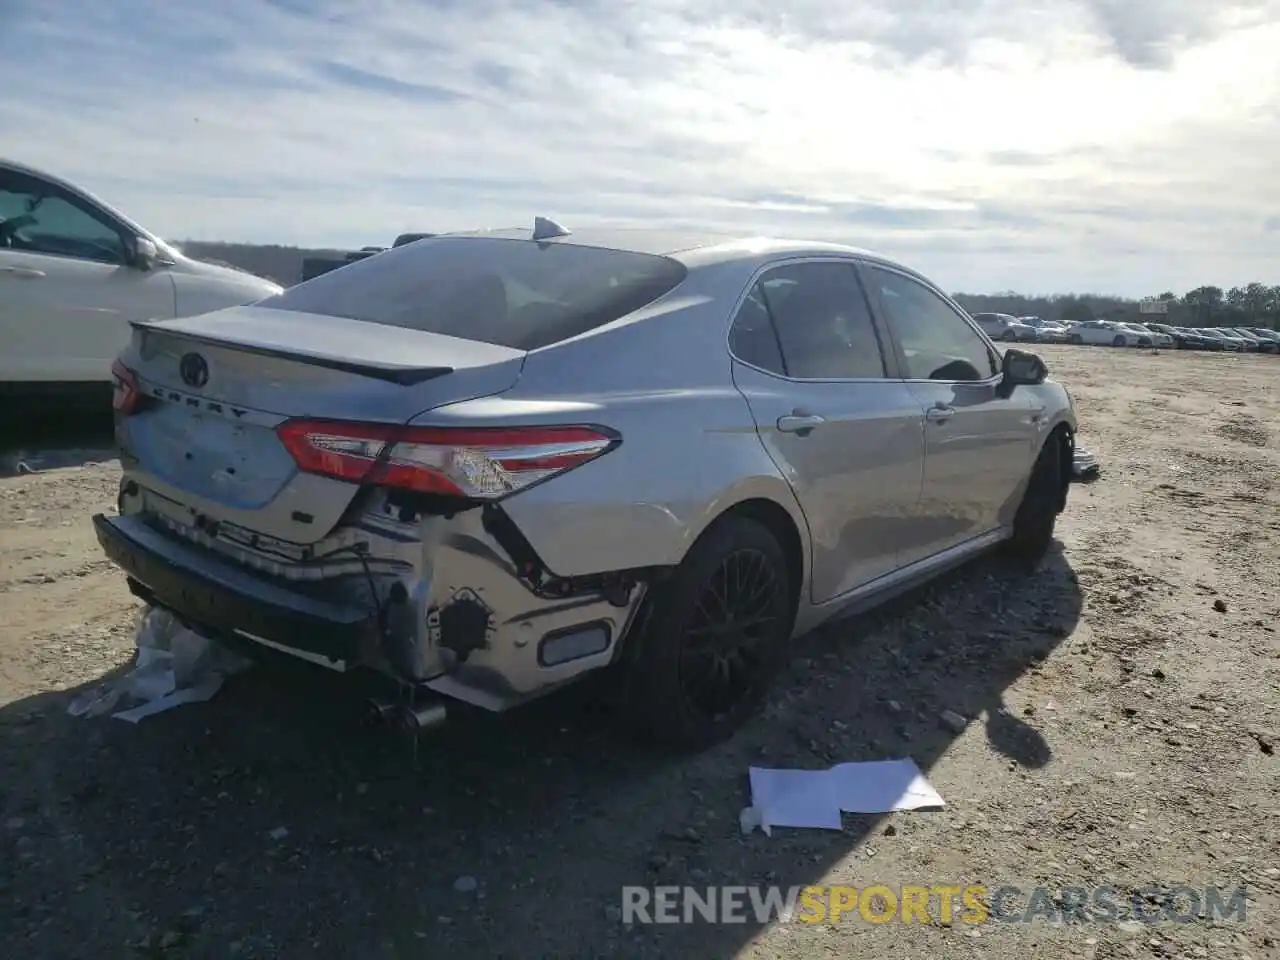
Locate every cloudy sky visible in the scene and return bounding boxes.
[2,0,1277,295]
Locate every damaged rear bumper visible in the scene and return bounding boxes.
[94,492,650,713]
[93,513,374,670]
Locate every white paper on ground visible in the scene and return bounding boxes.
[741,758,944,835]
[66,606,251,723]
[111,676,227,723]
[748,767,844,831]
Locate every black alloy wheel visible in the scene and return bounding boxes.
[614,515,792,751]
[677,548,781,722]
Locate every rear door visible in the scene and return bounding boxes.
[728,258,926,603]
[860,263,1037,564]
[0,166,175,383]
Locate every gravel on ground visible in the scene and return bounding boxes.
[1,344,1277,959]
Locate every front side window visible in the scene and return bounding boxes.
[0,170,126,265]
[731,261,886,379]
[865,267,998,381]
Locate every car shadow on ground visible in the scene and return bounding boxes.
[0,542,1081,959]
[0,408,117,477]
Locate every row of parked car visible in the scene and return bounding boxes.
[1139,323,1280,352]
[973,313,1280,353]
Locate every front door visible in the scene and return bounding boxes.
[860,264,1039,564]
[729,259,926,603]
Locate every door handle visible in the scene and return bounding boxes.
[777,414,826,434]
[0,266,46,279]
[925,404,955,423]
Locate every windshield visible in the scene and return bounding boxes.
[258,236,688,351]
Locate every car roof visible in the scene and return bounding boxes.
[433,223,930,278]
[438,225,733,255]
[0,156,81,192]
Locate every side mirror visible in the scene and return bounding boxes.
[998,347,1047,396]
[128,235,158,271]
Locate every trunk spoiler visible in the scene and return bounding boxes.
[129,319,455,387]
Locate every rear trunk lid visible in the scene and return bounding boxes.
[118,305,525,542]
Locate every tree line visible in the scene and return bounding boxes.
[181,241,1277,330]
[952,284,1280,329]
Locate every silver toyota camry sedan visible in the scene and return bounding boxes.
[95,220,1078,751]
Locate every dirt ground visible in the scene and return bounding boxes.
[1,344,1277,959]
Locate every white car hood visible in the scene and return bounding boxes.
[171,255,281,292]
[163,253,284,316]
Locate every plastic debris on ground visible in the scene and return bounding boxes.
[67,606,252,722]
[739,758,945,837]
[1072,446,1101,482]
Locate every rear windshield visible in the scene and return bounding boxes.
[257,236,688,351]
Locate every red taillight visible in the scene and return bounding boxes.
[111,360,139,415]
[276,420,619,499]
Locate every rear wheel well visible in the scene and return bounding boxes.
[717,498,804,616]
[611,496,805,668]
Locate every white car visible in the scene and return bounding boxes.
[1020,316,1069,343]
[1,159,282,406]
[1064,320,1143,347]
[1118,322,1173,347]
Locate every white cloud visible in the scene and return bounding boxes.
[1,0,1277,294]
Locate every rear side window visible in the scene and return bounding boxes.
[728,286,786,374]
[257,237,688,351]
[729,262,887,379]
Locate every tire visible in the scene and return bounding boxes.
[615,515,793,751]
[1068,334,1083,345]
[1003,330,1017,341]
[1112,335,1127,347]
[1003,431,1066,566]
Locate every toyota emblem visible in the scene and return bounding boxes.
[179,352,209,389]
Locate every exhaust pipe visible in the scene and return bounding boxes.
[398,701,447,733]
[363,697,400,726]
[363,697,447,734]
